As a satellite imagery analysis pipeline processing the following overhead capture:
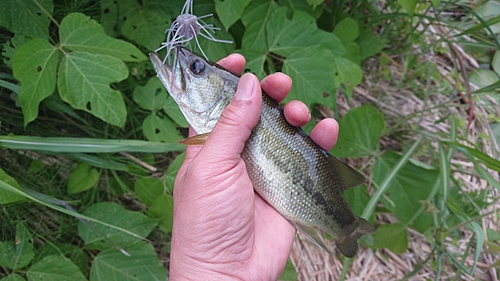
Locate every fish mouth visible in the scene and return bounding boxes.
[149,50,186,94]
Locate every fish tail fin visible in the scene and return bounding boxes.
[335,217,376,258]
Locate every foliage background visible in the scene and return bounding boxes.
[1,0,500,280]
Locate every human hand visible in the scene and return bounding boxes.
[169,54,340,280]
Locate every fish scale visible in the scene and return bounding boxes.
[150,47,376,257]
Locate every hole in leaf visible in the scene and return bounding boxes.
[36,11,42,16]
[155,88,162,96]
[86,102,92,111]
[104,8,110,14]
[36,66,42,72]
[132,25,137,30]
[131,54,138,59]
[323,92,329,98]
[155,128,160,134]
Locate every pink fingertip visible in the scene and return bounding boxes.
[310,118,339,151]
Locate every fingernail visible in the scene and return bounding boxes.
[235,73,255,101]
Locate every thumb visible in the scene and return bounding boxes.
[199,73,262,162]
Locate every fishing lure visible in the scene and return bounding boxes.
[155,0,232,63]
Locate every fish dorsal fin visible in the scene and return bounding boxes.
[291,221,334,255]
[328,155,365,190]
[179,132,211,145]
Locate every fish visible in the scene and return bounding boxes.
[150,47,376,258]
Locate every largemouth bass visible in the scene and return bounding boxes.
[150,47,376,257]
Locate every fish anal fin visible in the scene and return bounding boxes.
[336,217,376,258]
[328,155,366,190]
[179,132,211,145]
[291,221,334,255]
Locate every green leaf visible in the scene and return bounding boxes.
[278,258,298,280]
[282,46,337,106]
[370,223,408,254]
[0,0,53,39]
[12,39,58,126]
[333,17,359,43]
[372,151,437,232]
[333,56,363,96]
[448,142,500,173]
[121,0,171,50]
[148,193,174,234]
[35,243,88,275]
[0,168,25,204]
[135,177,165,206]
[0,223,34,269]
[357,28,386,61]
[0,273,25,281]
[58,52,128,127]
[397,0,418,16]
[0,136,185,153]
[307,0,323,8]
[267,9,344,57]
[68,163,100,194]
[344,185,371,218]
[493,50,500,77]
[142,113,183,143]
[197,21,236,61]
[27,255,86,281]
[241,0,278,53]
[133,78,167,111]
[165,152,185,191]
[90,242,167,281]
[278,0,323,19]
[331,105,385,157]
[163,97,189,127]
[237,50,268,79]
[2,34,32,68]
[214,0,252,30]
[78,202,158,250]
[60,13,147,62]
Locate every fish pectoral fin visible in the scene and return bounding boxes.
[179,132,211,145]
[336,217,377,258]
[328,155,366,190]
[291,221,334,255]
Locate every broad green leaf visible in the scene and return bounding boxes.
[142,113,183,143]
[0,223,34,269]
[100,0,121,37]
[469,68,499,95]
[90,242,167,281]
[0,273,25,281]
[0,168,25,204]
[282,46,337,107]
[307,0,323,8]
[13,39,58,126]
[163,97,189,127]
[121,0,171,50]
[78,202,158,250]
[332,56,363,96]
[397,0,419,16]
[135,177,165,206]
[133,78,167,111]
[58,52,128,127]
[2,34,32,68]
[60,13,147,62]
[241,0,279,53]
[331,105,385,157]
[68,163,100,194]
[0,0,53,39]
[165,152,185,191]
[344,185,371,218]
[278,259,298,281]
[493,50,500,77]
[372,151,437,232]
[370,223,408,254]
[357,28,386,61]
[237,50,268,79]
[148,193,174,234]
[0,136,185,153]
[27,255,86,281]
[35,243,88,275]
[267,9,344,57]
[214,0,252,30]
[430,0,441,7]
[28,159,45,174]
[278,0,323,19]
[333,17,359,43]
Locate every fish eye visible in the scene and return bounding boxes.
[189,59,206,75]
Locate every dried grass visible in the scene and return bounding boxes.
[288,11,500,281]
